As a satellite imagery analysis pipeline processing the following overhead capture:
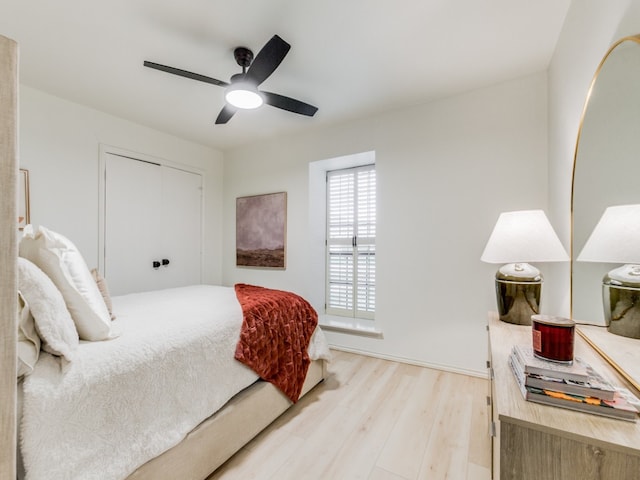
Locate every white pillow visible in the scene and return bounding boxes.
[91,268,116,320]
[17,257,78,362]
[19,225,118,341]
[17,292,41,377]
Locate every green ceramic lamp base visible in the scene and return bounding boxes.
[604,264,640,339]
[495,263,542,326]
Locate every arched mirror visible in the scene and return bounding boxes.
[572,34,640,325]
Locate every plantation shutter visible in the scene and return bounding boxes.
[326,165,376,318]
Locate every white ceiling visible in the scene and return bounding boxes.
[0,0,571,151]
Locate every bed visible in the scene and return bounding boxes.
[15,225,330,480]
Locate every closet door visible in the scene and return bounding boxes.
[105,154,163,295]
[104,153,202,295]
[159,165,202,289]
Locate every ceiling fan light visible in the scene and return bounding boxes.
[225,83,263,109]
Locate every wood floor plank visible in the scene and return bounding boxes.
[368,466,410,480]
[319,363,414,479]
[208,427,304,480]
[375,368,447,479]
[418,373,474,479]
[208,351,491,480]
[466,376,492,471]
[270,403,361,480]
[466,462,492,480]
[274,353,382,440]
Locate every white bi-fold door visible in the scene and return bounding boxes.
[103,152,202,295]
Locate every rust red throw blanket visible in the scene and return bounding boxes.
[234,284,318,403]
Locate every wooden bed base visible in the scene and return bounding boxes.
[127,359,326,480]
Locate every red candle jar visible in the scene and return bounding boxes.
[531,315,575,364]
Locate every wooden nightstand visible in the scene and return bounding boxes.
[487,312,640,479]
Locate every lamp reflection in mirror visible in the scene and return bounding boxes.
[481,210,569,325]
[577,204,640,338]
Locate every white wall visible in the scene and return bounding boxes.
[223,73,549,375]
[22,0,640,375]
[19,86,225,284]
[546,0,639,316]
[23,0,640,376]
[21,0,640,376]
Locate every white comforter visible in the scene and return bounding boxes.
[20,285,329,480]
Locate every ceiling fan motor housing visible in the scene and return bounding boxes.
[234,47,254,69]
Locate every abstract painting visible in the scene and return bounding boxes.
[236,192,286,268]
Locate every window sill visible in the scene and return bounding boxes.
[318,315,383,339]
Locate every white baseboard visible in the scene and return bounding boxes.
[327,344,487,379]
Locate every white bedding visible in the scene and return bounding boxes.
[20,284,329,480]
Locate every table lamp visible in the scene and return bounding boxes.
[481,210,569,325]
[577,204,640,338]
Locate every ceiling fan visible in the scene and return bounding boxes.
[144,34,318,124]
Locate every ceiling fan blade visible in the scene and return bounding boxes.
[144,61,229,87]
[244,35,291,86]
[215,105,237,124]
[262,91,318,117]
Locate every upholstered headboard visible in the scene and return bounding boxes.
[0,34,18,479]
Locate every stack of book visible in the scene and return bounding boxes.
[508,344,640,422]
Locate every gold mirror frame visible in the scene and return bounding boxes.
[571,34,640,390]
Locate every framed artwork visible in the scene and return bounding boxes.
[18,168,30,230]
[236,192,286,268]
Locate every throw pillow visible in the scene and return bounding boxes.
[91,268,116,321]
[17,291,41,377]
[17,257,78,362]
[19,225,118,341]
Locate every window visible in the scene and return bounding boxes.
[326,165,376,319]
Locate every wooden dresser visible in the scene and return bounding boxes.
[487,312,640,479]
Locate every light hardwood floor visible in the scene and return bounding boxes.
[208,350,492,480]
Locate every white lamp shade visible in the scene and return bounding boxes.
[481,210,569,264]
[577,204,640,263]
